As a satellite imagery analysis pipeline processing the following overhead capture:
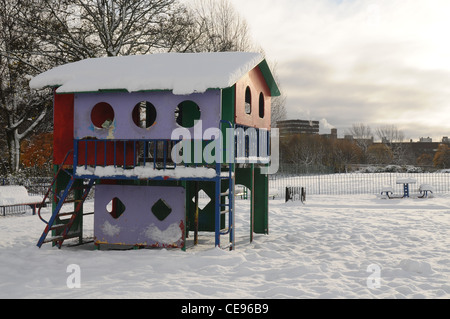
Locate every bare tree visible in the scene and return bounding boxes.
[375,124,405,144]
[186,0,256,52]
[330,139,363,172]
[271,93,287,127]
[376,124,408,165]
[282,134,325,167]
[347,123,373,140]
[0,0,52,173]
[346,123,373,163]
[19,0,191,62]
[267,61,286,127]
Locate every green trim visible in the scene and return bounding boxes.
[221,86,235,123]
[257,60,281,97]
[221,86,236,163]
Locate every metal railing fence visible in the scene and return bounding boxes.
[269,172,450,198]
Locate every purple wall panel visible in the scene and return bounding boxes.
[74,90,221,140]
[94,185,185,248]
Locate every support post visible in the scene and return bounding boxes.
[250,164,255,243]
[194,181,199,246]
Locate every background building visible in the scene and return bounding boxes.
[276,119,319,138]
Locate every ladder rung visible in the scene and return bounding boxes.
[43,235,64,243]
[221,209,229,215]
[57,211,76,217]
[220,191,229,196]
[220,227,232,235]
[50,224,67,230]
[43,232,81,244]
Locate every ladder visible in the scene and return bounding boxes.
[37,150,95,248]
[215,120,235,250]
[215,163,235,250]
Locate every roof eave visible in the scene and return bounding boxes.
[257,60,281,97]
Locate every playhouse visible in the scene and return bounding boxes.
[30,52,280,250]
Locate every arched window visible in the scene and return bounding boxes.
[245,87,252,114]
[259,92,265,118]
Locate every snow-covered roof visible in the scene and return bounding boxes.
[30,52,279,96]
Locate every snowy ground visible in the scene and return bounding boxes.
[0,193,449,299]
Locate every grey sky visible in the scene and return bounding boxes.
[230,0,450,141]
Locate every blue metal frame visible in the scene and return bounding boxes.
[39,122,271,249]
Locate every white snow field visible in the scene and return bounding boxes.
[0,193,449,299]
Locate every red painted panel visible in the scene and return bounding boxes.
[53,92,74,165]
[235,66,272,129]
[76,140,135,166]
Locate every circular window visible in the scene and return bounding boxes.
[175,100,201,128]
[132,101,157,129]
[91,102,115,129]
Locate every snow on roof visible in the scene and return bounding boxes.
[29,52,266,95]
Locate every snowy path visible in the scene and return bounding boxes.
[0,194,449,299]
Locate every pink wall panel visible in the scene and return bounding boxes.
[235,66,271,129]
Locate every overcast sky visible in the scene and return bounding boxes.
[229,0,450,141]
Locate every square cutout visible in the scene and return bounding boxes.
[152,199,172,221]
[192,189,211,210]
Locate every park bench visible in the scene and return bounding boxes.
[269,188,279,200]
[285,186,306,203]
[419,184,434,198]
[235,187,279,200]
[0,186,45,216]
[380,185,395,199]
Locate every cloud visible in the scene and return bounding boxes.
[320,118,335,134]
[231,0,450,140]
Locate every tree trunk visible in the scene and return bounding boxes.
[6,128,19,172]
[4,101,48,173]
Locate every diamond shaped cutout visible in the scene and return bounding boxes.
[106,197,126,219]
[192,189,211,211]
[152,199,172,221]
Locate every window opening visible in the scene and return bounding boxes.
[91,102,115,129]
[132,101,157,129]
[175,100,201,128]
[259,92,265,118]
[245,87,252,114]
